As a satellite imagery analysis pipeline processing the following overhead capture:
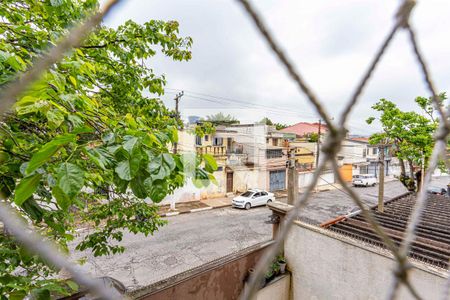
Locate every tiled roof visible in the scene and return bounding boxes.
[349,137,369,143]
[280,122,328,136]
[326,193,450,269]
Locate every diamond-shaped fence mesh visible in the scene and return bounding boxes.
[0,0,448,299]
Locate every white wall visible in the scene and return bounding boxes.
[298,171,335,188]
[285,221,448,300]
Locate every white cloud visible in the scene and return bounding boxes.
[102,0,450,135]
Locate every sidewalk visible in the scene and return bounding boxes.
[157,196,233,217]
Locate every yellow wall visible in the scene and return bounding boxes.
[295,147,315,164]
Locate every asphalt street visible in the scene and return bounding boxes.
[71,205,273,292]
[71,177,449,292]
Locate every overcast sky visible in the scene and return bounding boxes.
[102,0,450,135]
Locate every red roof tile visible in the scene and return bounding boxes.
[281,122,328,136]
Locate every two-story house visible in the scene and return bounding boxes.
[227,124,288,192]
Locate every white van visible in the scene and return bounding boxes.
[352,174,377,187]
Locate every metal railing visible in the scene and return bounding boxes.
[0,0,448,299]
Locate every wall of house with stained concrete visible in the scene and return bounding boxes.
[285,221,448,300]
[298,170,335,188]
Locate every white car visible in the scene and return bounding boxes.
[352,174,377,187]
[232,189,275,210]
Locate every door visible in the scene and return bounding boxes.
[269,170,286,191]
[252,192,261,206]
[226,172,233,193]
[260,191,269,205]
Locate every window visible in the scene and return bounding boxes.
[253,192,261,198]
[213,137,223,146]
[217,166,223,171]
[266,149,283,159]
[363,149,367,158]
[205,135,209,141]
[273,138,278,146]
[195,135,202,145]
[372,148,377,155]
[360,165,368,174]
[261,191,268,196]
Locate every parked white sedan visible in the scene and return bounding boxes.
[352,174,377,187]
[232,189,275,210]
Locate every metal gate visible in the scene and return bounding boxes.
[269,170,286,191]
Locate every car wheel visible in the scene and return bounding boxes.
[372,183,376,187]
[366,183,369,187]
[245,203,251,210]
[267,199,272,205]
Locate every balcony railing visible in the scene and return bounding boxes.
[196,145,227,157]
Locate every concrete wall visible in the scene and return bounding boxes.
[285,221,448,300]
[298,170,335,188]
[254,274,290,300]
[134,242,272,300]
[233,168,266,193]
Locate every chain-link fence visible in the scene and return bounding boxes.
[0,0,448,299]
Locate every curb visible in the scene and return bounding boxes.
[159,203,231,217]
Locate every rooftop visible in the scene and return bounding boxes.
[326,193,450,269]
[281,122,328,137]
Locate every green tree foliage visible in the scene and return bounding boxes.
[257,117,273,126]
[366,94,446,190]
[274,123,288,130]
[306,132,319,143]
[256,118,288,131]
[0,0,215,297]
[204,112,239,125]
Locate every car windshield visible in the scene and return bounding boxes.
[241,191,254,197]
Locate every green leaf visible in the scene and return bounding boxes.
[123,136,139,154]
[66,280,79,292]
[31,288,50,300]
[115,155,141,181]
[52,186,71,210]
[26,134,76,175]
[146,179,167,202]
[203,153,218,172]
[0,176,15,198]
[56,162,84,199]
[14,174,42,206]
[22,198,44,222]
[130,173,147,199]
[147,153,175,180]
[85,147,113,170]
[46,109,65,129]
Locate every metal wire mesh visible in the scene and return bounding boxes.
[234,0,450,299]
[0,0,448,299]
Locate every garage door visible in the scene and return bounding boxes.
[270,170,286,191]
[339,164,353,182]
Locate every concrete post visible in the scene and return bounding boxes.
[378,145,385,212]
[267,201,294,240]
[287,148,298,205]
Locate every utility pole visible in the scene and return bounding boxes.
[287,148,298,205]
[378,145,385,212]
[173,91,184,154]
[315,119,321,168]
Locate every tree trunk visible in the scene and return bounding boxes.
[408,159,415,179]
[399,158,406,177]
[408,159,416,191]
